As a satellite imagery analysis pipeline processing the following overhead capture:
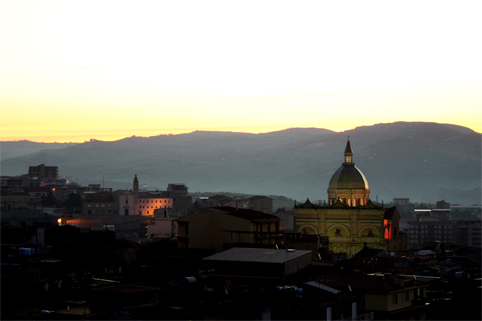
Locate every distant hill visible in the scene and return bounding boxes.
[0,140,78,160]
[1,122,480,205]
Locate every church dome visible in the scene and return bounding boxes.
[328,164,369,190]
[327,140,370,206]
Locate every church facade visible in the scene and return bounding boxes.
[294,140,402,257]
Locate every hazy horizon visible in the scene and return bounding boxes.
[1,121,480,144]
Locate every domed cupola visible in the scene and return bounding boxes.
[327,140,370,206]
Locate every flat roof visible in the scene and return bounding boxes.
[305,281,341,295]
[202,247,312,264]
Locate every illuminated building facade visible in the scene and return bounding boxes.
[294,140,402,257]
[114,175,173,217]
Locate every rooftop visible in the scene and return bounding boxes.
[202,247,312,264]
[208,206,279,221]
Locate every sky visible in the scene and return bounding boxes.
[1,0,481,142]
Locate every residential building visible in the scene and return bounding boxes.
[82,192,119,215]
[195,194,273,214]
[167,183,193,215]
[407,216,455,249]
[202,247,312,282]
[201,247,312,320]
[28,164,58,179]
[248,195,273,214]
[312,268,430,321]
[147,217,177,239]
[452,219,481,248]
[28,164,66,187]
[1,176,30,192]
[1,190,43,211]
[177,206,280,252]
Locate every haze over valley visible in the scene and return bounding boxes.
[1,122,480,205]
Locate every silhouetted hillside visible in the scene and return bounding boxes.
[0,140,77,160]
[1,122,480,204]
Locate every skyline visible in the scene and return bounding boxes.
[1,1,482,143]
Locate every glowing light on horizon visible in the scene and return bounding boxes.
[1,1,481,142]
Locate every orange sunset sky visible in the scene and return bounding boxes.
[1,1,481,143]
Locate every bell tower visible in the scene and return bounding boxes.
[133,174,139,193]
[133,174,140,215]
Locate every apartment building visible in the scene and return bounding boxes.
[177,206,280,252]
[452,220,481,248]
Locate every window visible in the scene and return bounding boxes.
[405,291,410,301]
[392,294,398,304]
[125,199,128,204]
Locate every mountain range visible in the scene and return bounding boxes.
[1,121,480,205]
